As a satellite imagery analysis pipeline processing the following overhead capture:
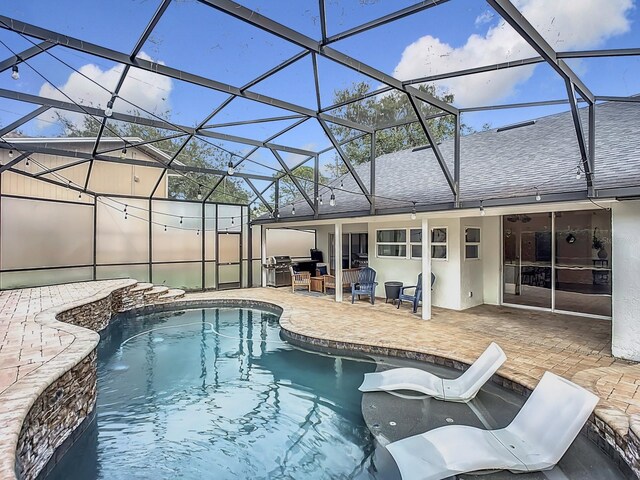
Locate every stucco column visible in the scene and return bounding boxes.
[612,200,640,360]
[261,226,267,287]
[421,217,432,320]
[335,222,343,302]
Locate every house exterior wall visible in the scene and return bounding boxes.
[482,215,502,305]
[0,144,168,200]
[611,200,640,361]
[459,216,485,310]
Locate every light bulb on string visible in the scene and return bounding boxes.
[78,192,82,199]
[480,201,486,216]
[197,229,200,236]
[25,158,30,166]
[576,165,582,180]
[180,216,183,225]
[8,150,13,158]
[340,179,344,188]
[535,189,541,202]
[196,187,203,201]
[227,160,235,176]
[410,202,417,220]
[120,147,127,159]
[329,189,336,207]
[104,99,113,118]
[231,217,235,225]
[164,225,167,232]
[11,65,19,80]
[291,205,296,216]
[319,195,323,206]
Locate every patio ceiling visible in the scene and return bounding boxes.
[0,0,638,218]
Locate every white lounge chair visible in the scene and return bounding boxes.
[386,371,599,480]
[359,342,506,403]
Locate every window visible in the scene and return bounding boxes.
[376,227,448,259]
[409,227,447,259]
[410,229,422,258]
[465,227,481,260]
[431,227,447,260]
[376,229,407,258]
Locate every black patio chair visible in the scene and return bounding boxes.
[397,273,436,313]
[351,267,378,305]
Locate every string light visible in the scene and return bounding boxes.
[104,99,113,118]
[410,202,417,220]
[480,201,486,216]
[11,64,19,80]
[120,147,127,159]
[231,216,235,225]
[576,165,582,180]
[535,189,541,202]
[197,229,200,235]
[319,195,323,206]
[8,150,13,158]
[25,158,29,166]
[291,205,296,215]
[329,189,336,207]
[196,187,203,200]
[227,160,235,176]
[164,225,167,232]
[340,179,344,188]
[179,216,183,225]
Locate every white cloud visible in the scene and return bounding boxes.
[38,52,173,131]
[393,0,633,106]
[475,10,494,27]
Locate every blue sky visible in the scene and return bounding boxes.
[0,0,639,180]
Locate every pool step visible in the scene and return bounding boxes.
[119,282,154,312]
[157,288,186,302]
[143,286,169,304]
[130,282,154,293]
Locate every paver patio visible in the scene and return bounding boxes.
[0,281,638,476]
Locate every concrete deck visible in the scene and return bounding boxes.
[1,281,639,478]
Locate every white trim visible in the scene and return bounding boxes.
[430,226,448,261]
[375,228,409,259]
[464,226,481,261]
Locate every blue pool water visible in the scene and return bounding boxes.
[46,307,380,479]
[45,307,626,480]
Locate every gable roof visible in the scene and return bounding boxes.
[275,101,640,220]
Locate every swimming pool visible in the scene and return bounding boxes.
[44,306,625,479]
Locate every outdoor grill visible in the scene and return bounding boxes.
[265,255,292,287]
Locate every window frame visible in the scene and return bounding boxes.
[375,228,408,259]
[430,227,448,261]
[464,226,481,261]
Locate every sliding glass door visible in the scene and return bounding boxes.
[503,213,552,309]
[554,209,611,316]
[329,233,369,271]
[502,209,612,317]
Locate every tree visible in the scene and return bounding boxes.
[272,165,327,207]
[57,113,250,203]
[325,82,473,177]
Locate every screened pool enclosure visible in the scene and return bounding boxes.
[0,1,639,291]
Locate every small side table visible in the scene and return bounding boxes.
[384,281,403,305]
[310,276,325,293]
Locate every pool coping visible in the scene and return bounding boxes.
[2,289,639,479]
[0,279,137,480]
